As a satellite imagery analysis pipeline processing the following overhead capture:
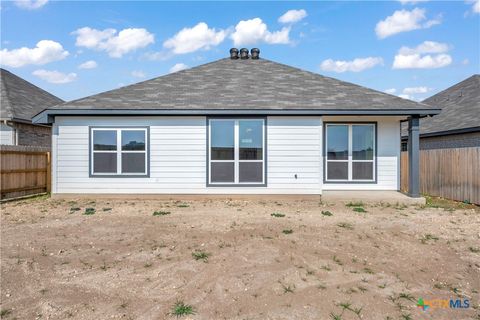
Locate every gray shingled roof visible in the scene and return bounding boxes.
[1,68,63,122]
[402,74,480,137]
[47,58,437,112]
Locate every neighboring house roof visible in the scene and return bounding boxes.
[33,57,439,123]
[402,74,480,138]
[1,68,63,122]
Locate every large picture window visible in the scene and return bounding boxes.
[325,123,375,182]
[209,119,265,185]
[90,127,148,176]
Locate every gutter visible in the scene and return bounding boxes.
[401,126,480,140]
[32,108,442,124]
[1,120,17,145]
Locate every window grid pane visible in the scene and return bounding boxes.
[325,124,375,182]
[209,119,264,185]
[91,128,148,176]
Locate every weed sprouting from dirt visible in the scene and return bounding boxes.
[171,301,195,317]
[282,283,295,294]
[333,255,343,266]
[352,207,367,213]
[153,211,171,216]
[84,208,96,215]
[69,207,81,214]
[102,208,112,212]
[468,246,480,253]
[321,210,333,216]
[282,229,293,234]
[176,203,190,208]
[346,202,364,207]
[420,234,439,244]
[337,222,353,230]
[0,309,12,317]
[192,250,210,262]
[271,213,285,218]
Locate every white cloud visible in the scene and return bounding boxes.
[131,70,146,78]
[72,27,154,58]
[163,22,227,55]
[231,18,290,46]
[278,9,307,24]
[384,88,397,94]
[320,57,384,73]
[398,94,414,100]
[393,41,452,69]
[14,0,48,10]
[32,69,77,84]
[403,86,430,94]
[375,8,441,39]
[0,40,69,68]
[466,0,480,13]
[78,60,97,69]
[169,63,189,73]
[398,0,429,4]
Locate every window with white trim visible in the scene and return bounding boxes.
[325,123,375,182]
[90,128,148,176]
[208,119,265,185]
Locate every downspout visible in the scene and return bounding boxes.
[2,120,17,145]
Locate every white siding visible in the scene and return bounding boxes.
[322,116,402,191]
[0,123,14,145]
[52,115,401,195]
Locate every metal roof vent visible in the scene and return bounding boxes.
[229,48,239,60]
[250,48,260,59]
[240,48,249,59]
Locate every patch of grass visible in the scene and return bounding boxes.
[333,255,343,266]
[400,313,413,320]
[399,293,415,302]
[352,207,367,213]
[420,233,439,244]
[337,222,353,230]
[321,265,331,271]
[424,195,478,211]
[282,229,293,234]
[346,201,364,207]
[271,213,285,218]
[69,207,81,214]
[102,207,112,212]
[321,210,333,216]
[192,250,210,262]
[176,203,190,208]
[282,283,295,294]
[363,267,374,274]
[0,309,12,317]
[468,246,480,253]
[171,301,195,317]
[153,211,171,216]
[84,208,96,215]
[330,313,343,320]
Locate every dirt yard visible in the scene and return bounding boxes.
[1,195,479,320]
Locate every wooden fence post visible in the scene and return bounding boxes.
[46,151,51,193]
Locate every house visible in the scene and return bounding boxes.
[1,68,63,146]
[401,74,480,150]
[32,48,440,197]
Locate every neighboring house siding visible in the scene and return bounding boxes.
[16,123,51,147]
[420,131,480,150]
[0,123,14,145]
[52,116,400,194]
[322,116,402,191]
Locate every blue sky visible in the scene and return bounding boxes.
[1,0,479,102]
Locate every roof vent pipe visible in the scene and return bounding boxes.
[251,48,260,59]
[240,48,249,59]
[229,48,239,59]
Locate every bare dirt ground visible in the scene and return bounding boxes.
[1,195,479,320]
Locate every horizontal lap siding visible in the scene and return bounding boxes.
[54,117,207,194]
[266,116,322,194]
[53,116,323,195]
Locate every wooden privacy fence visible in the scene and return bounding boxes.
[0,145,51,200]
[401,147,480,205]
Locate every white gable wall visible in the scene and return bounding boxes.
[52,115,400,194]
